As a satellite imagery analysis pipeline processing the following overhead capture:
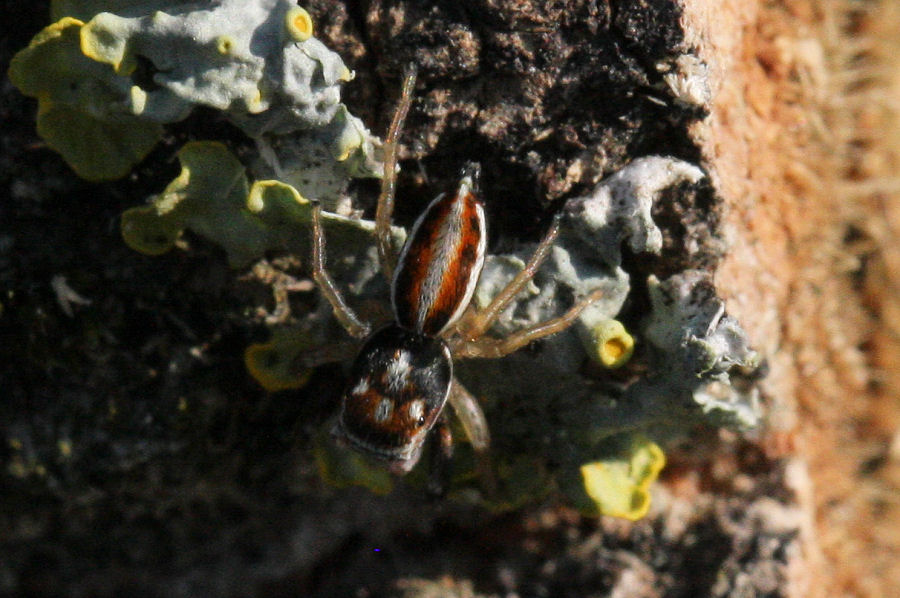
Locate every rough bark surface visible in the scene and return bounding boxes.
[2,1,898,597]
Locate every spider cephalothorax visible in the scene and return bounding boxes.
[310,67,603,478]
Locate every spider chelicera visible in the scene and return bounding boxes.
[309,67,603,480]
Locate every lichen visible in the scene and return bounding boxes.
[12,2,765,522]
[578,434,666,520]
[244,328,315,392]
[585,319,635,369]
[642,271,762,429]
[78,1,347,128]
[121,141,403,268]
[252,105,383,211]
[314,427,394,495]
[661,54,712,108]
[6,17,164,180]
[11,1,380,184]
[284,6,314,42]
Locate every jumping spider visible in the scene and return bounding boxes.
[310,67,603,480]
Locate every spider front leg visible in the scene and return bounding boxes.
[447,379,490,452]
[374,65,418,280]
[455,287,606,359]
[453,214,562,342]
[310,201,371,339]
[449,209,605,358]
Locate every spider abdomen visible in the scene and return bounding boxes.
[391,168,486,337]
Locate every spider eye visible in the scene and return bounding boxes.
[407,399,426,427]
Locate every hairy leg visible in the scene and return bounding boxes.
[447,379,496,497]
[375,65,418,280]
[453,214,561,341]
[426,416,454,498]
[455,288,605,359]
[310,202,371,338]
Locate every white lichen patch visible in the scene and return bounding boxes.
[566,156,705,264]
[80,0,348,133]
[644,271,762,428]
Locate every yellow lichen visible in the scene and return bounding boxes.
[216,34,235,55]
[129,85,147,114]
[121,141,250,257]
[246,87,266,114]
[8,17,163,180]
[244,327,316,392]
[587,319,635,368]
[328,106,365,162]
[80,13,135,74]
[284,6,313,42]
[579,435,666,520]
[246,179,305,213]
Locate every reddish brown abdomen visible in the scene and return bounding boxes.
[391,178,486,337]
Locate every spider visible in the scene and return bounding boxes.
[309,66,603,480]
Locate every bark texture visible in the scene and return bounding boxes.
[2,1,898,596]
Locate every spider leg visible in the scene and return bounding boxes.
[454,214,561,341]
[455,287,605,359]
[447,379,497,497]
[310,202,371,339]
[375,65,418,280]
[426,415,454,499]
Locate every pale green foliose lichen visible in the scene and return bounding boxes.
[11,0,379,185]
[253,105,384,211]
[7,17,164,180]
[244,327,315,392]
[121,141,404,270]
[75,0,350,129]
[642,270,762,429]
